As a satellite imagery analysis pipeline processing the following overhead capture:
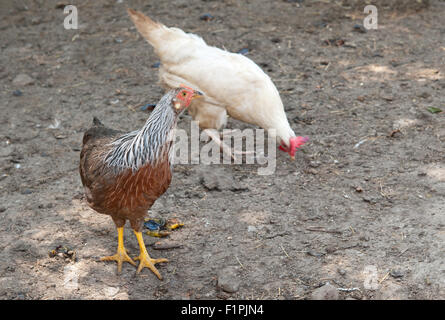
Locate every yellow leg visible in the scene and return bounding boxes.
[134,231,168,279]
[100,227,136,273]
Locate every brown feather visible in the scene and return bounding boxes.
[79,119,172,232]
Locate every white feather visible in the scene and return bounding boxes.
[129,10,297,146]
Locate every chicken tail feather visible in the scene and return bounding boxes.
[92,117,104,127]
[127,9,164,46]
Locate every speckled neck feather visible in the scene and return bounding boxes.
[104,91,177,171]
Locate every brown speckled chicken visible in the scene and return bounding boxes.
[79,87,202,279]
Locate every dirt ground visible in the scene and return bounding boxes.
[1,0,444,300]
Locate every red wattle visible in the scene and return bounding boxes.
[279,136,309,157]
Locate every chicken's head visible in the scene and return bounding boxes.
[279,136,309,160]
[172,85,203,113]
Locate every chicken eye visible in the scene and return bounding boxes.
[182,92,187,97]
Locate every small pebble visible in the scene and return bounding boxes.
[313,21,327,28]
[306,168,318,175]
[55,2,67,9]
[237,48,249,55]
[309,161,320,168]
[338,268,346,276]
[323,38,345,47]
[390,270,404,278]
[12,90,23,97]
[31,17,41,25]
[353,24,367,33]
[307,250,324,257]
[362,196,377,204]
[12,74,34,86]
[217,267,241,293]
[104,286,120,298]
[199,13,214,21]
[325,246,337,254]
[418,92,430,99]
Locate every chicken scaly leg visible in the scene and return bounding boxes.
[203,129,255,161]
[100,227,136,273]
[133,231,168,279]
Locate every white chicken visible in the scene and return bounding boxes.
[127,9,308,159]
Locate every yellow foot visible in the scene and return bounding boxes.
[133,230,168,279]
[135,253,168,279]
[100,248,136,273]
[100,227,136,273]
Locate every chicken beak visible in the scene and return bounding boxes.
[192,91,204,99]
[290,155,295,161]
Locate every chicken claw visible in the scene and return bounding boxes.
[134,231,168,279]
[100,227,137,273]
[203,129,255,161]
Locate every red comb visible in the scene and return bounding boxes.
[279,136,309,156]
[292,136,309,149]
[179,83,194,91]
